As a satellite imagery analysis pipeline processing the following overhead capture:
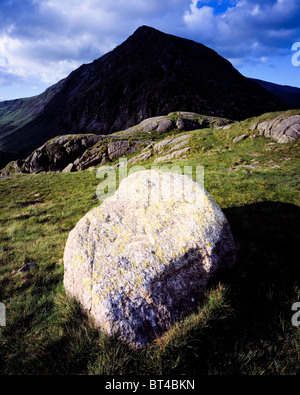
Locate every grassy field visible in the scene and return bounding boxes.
[0,111,299,375]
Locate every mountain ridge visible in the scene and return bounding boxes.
[251,78,300,108]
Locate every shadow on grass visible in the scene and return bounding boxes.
[221,201,299,304]
[205,201,300,373]
[143,201,300,375]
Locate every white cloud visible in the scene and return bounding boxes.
[184,4,215,38]
[183,0,300,60]
[0,33,80,84]
[0,0,191,87]
[250,4,260,16]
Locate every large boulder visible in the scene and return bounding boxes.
[63,170,236,348]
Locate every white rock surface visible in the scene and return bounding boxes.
[64,170,235,348]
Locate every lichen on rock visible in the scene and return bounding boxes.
[63,170,236,348]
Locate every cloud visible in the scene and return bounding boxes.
[183,0,300,60]
[0,0,190,87]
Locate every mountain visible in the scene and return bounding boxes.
[0,25,295,169]
[251,78,300,109]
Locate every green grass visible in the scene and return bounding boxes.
[0,110,299,375]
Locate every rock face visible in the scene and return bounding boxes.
[64,170,236,348]
[253,115,300,143]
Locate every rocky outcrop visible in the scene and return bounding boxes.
[74,145,108,171]
[107,140,139,161]
[154,147,191,163]
[157,119,174,134]
[113,134,192,167]
[22,135,104,173]
[119,112,233,137]
[153,134,190,155]
[152,134,191,163]
[176,117,200,131]
[18,134,148,173]
[3,112,233,174]
[127,150,153,166]
[251,115,300,143]
[63,170,236,348]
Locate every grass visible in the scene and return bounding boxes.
[0,110,299,375]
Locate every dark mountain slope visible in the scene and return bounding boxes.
[0,79,67,160]
[0,26,291,168]
[251,78,300,109]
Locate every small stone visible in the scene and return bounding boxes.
[18,262,38,273]
[233,134,248,143]
[62,163,75,173]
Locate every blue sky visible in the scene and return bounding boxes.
[0,0,299,101]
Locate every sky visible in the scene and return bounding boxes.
[0,0,299,101]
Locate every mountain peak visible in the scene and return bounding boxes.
[127,25,167,42]
[134,25,157,34]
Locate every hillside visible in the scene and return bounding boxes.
[252,79,300,109]
[1,109,299,176]
[0,109,299,374]
[0,25,293,169]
